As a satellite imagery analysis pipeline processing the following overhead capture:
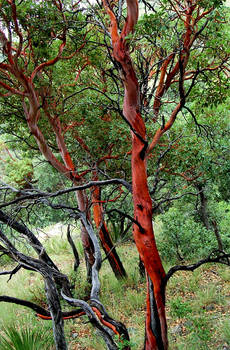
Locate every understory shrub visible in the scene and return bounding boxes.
[156,207,216,262]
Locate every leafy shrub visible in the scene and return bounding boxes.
[157,207,216,262]
[209,200,230,250]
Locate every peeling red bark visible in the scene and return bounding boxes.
[103,0,168,347]
[102,2,212,343]
[132,134,168,349]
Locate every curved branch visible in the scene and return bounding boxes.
[107,208,145,233]
[0,295,50,316]
[163,250,230,287]
[61,291,118,350]
[31,41,66,82]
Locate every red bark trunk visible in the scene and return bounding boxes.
[92,185,127,279]
[103,0,168,347]
[132,135,168,349]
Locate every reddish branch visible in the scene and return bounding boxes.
[37,306,119,337]
[0,1,98,279]
[92,178,127,279]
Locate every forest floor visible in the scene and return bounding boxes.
[0,235,229,350]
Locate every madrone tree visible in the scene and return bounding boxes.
[0,0,229,349]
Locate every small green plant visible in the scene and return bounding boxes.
[169,297,192,318]
[0,324,54,350]
[114,335,135,350]
[0,254,12,267]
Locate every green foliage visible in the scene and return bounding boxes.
[0,324,54,350]
[114,335,136,350]
[4,157,33,187]
[157,207,216,262]
[0,254,12,267]
[209,201,230,248]
[187,316,212,344]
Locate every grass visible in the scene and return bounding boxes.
[221,320,230,345]
[0,237,229,350]
[0,324,54,350]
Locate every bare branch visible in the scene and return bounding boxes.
[67,225,80,272]
[0,179,132,209]
[164,250,230,287]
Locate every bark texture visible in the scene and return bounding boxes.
[103,1,167,347]
[92,184,127,279]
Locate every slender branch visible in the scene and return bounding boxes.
[0,295,50,316]
[106,208,145,233]
[163,250,230,287]
[0,179,132,209]
[61,291,118,350]
[0,264,22,282]
[152,190,201,212]
[67,225,80,272]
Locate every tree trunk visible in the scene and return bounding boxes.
[92,184,127,279]
[131,135,168,349]
[76,190,95,282]
[212,219,224,251]
[45,276,68,350]
[196,183,224,251]
[102,0,169,343]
